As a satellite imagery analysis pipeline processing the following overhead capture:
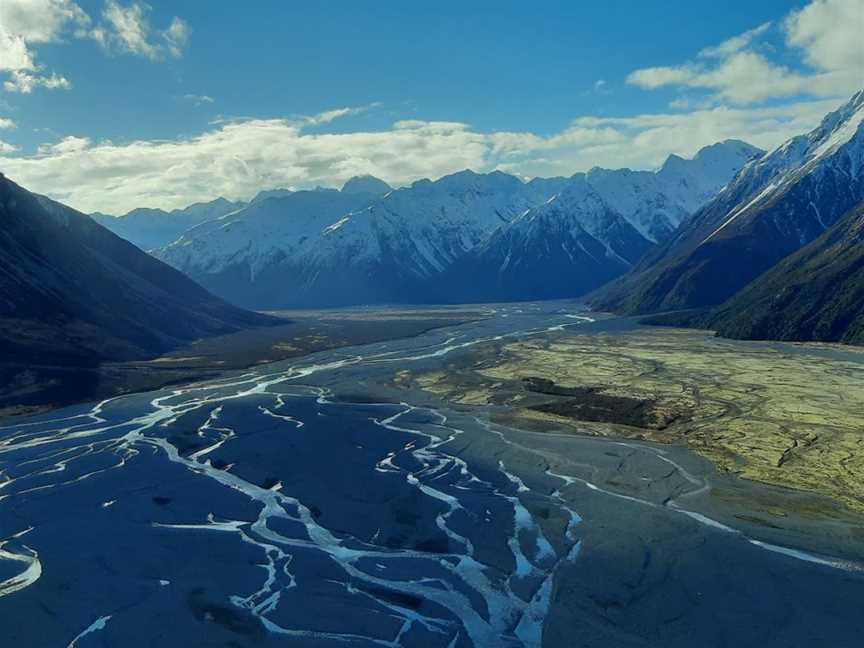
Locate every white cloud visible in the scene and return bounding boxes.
[628,66,698,90]
[627,51,818,104]
[183,93,214,106]
[89,1,188,61]
[307,105,373,125]
[698,22,771,59]
[0,140,19,153]
[0,29,38,72]
[0,95,850,214]
[0,0,89,46]
[0,0,190,92]
[162,17,189,58]
[36,134,90,154]
[785,0,864,72]
[0,0,88,92]
[4,69,71,93]
[627,0,862,105]
[0,117,15,129]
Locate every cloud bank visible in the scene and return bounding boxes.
[0,0,859,214]
[0,0,188,93]
[0,96,849,215]
[627,0,862,106]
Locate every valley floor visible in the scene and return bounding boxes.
[0,306,484,420]
[1,303,862,646]
[395,319,864,552]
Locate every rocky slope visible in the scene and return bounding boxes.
[590,90,864,314]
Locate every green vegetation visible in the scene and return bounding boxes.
[403,327,864,513]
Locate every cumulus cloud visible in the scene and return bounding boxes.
[0,0,190,92]
[36,134,90,155]
[4,70,71,93]
[88,1,189,60]
[0,0,89,47]
[0,117,15,129]
[0,95,850,215]
[0,0,88,92]
[785,0,864,71]
[627,0,862,105]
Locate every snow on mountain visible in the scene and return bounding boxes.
[700,90,864,244]
[590,89,864,315]
[433,140,761,303]
[92,197,245,251]
[152,141,756,309]
[586,140,763,242]
[439,176,654,302]
[159,189,376,280]
[156,170,562,308]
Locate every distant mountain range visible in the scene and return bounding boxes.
[591,90,864,317]
[93,175,395,252]
[46,90,864,346]
[92,198,246,251]
[0,173,274,368]
[440,140,760,303]
[144,141,758,309]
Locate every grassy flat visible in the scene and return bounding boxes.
[404,327,864,514]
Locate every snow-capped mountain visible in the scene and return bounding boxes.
[438,177,654,302]
[92,197,245,251]
[152,142,756,309]
[157,171,558,308]
[433,141,761,303]
[591,89,864,314]
[586,140,762,242]
[157,189,380,308]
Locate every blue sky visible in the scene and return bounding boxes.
[0,0,861,213]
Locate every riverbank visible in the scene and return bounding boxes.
[389,319,864,558]
[0,306,486,421]
[2,302,862,647]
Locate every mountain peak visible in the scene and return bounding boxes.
[251,188,294,203]
[435,169,523,194]
[660,140,763,174]
[341,175,392,195]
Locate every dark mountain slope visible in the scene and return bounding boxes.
[707,201,864,345]
[0,173,275,366]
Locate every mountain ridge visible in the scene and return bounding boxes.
[589,90,864,315]
[0,173,275,365]
[153,141,758,309]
